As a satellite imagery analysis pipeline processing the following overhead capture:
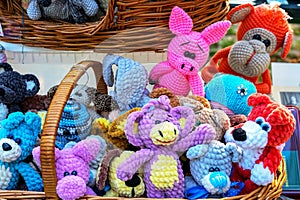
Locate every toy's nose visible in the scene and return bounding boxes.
[232,128,247,141]
[2,142,12,151]
[125,173,141,187]
[0,88,5,96]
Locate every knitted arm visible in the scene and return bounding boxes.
[149,61,173,84]
[16,162,44,191]
[117,149,154,181]
[172,124,215,152]
[188,74,204,96]
[201,47,231,83]
[254,69,272,94]
[250,147,281,185]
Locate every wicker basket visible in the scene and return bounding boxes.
[0,60,287,200]
[0,0,230,51]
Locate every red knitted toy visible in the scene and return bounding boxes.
[201,3,293,94]
[225,93,295,194]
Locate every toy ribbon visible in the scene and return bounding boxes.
[185,182,244,200]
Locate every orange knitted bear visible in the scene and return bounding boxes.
[201,3,293,94]
[225,93,296,194]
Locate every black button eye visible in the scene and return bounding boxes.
[63,130,71,136]
[255,117,264,125]
[14,138,21,145]
[7,135,13,139]
[75,129,81,135]
[214,167,220,172]
[263,39,271,47]
[184,51,190,57]
[64,172,70,176]
[71,171,77,176]
[252,34,261,41]
[209,167,214,172]
[190,53,195,59]
[155,120,160,125]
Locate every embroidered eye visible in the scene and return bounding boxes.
[159,131,164,137]
[255,117,264,125]
[71,171,77,176]
[209,167,215,172]
[252,34,261,41]
[7,134,14,139]
[174,129,177,135]
[261,122,271,133]
[237,84,248,96]
[14,138,21,145]
[263,39,271,47]
[64,172,70,176]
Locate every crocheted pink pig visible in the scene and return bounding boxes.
[33,137,101,200]
[149,6,231,96]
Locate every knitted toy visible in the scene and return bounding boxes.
[97,149,145,197]
[95,108,141,150]
[55,99,92,149]
[185,140,243,198]
[0,102,8,122]
[20,94,51,113]
[0,112,43,191]
[178,95,230,141]
[225,93,295,194]
[116,95,215,198]
[149,88,180,108]
[103,54,151,111]
[0,70,40,113]
[33,137,101,200]
[201,3,293,94]
[27,0,100,24]
[205,73,257,116]
[149,6,231,96]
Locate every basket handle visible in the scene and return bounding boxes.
[40,60,107,199]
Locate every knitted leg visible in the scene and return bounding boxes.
[146,183,164,198]
[166,180,184,198]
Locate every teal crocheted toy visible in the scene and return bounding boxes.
[0,112,43,191]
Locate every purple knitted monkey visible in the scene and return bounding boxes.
[149,6,231,96]
[117,95,215,198]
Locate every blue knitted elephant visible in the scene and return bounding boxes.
[0,112,43,191]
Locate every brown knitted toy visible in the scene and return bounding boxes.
[201,3,293,94]
[178,95,230,141]
[20,94,51,113]
[149,87,180,107]
[95,108,141,150]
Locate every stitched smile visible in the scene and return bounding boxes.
[155,137,177,144]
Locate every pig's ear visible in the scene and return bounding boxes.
[169,6,193,35]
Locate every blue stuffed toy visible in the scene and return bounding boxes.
[0,111,43,191]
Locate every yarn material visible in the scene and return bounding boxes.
[149,87,180,107]
[102,54,150,111]
[186,140,240,195]
[56,99,92,149]
[33,137,101,199]
[0,102,8,122]
[116,95,215,198]
[149,6,231,96]
[20,94,51,113]
[205,74,257,116]
[0,112,43,191]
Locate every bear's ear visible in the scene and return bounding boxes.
[227,3,254,24]
[169,6,193,35]
[0,63,13,74]
[186,144,209,160]
[1,111,25,130]
[247,93,273,107]
[23,74,40,97]
[281,30,293,58]
[32,146,61,166]
[47,85,59,100]
[72,137,101,163]
[124,110,144,147]
[24,111,42,137]
[170,106,195,136]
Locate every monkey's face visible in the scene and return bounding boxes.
[228,28,276,77]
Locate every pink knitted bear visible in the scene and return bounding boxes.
[33,138,101,200]
[149,6,231,96]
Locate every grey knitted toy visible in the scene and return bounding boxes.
[27,0,99,23]
[185,140,242,197]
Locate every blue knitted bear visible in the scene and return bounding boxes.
[0,112,43,191]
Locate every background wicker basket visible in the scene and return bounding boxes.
[0,60,287,200]
[0,0,229,52]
